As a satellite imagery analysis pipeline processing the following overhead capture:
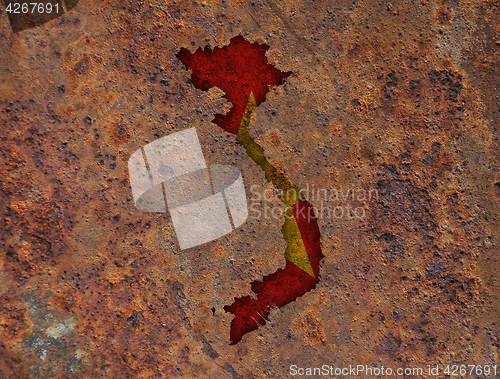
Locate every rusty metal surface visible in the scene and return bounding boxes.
[0,0,499,378]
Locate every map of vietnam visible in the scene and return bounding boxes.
[177,35,324,344]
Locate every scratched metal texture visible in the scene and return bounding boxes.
[0,0,499,378]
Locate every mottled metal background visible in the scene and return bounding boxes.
[0,0,499,378]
